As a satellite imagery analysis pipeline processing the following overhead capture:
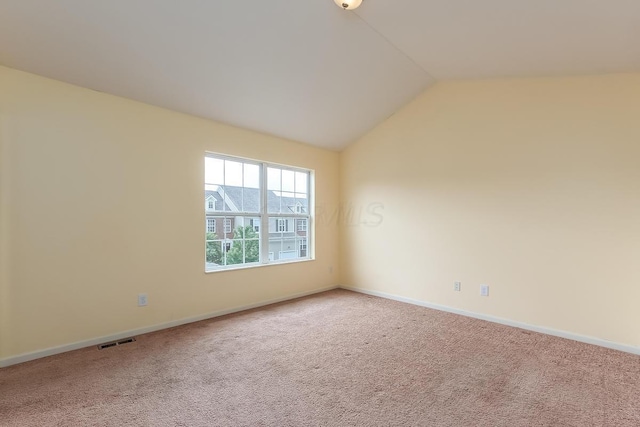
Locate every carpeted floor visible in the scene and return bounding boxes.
[1,289,639,426]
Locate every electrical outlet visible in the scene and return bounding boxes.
[480,285,489,297]
[138,293,148,307]
[454,281,461,292]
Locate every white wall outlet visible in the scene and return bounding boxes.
[480,285,489,297]
[138,293,148,307]
[454,281,461,292]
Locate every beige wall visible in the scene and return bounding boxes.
[341,74,640,347]
[2,66,639,362]
[0,113,9,359]
[0,66,340,360]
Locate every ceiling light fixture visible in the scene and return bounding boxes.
[334,0,362,10]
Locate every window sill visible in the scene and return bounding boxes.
[204,257,315,274]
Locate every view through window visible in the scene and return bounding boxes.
[205,154,311,271]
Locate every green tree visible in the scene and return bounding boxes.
[226,226,259,265]
[206,233,223,265]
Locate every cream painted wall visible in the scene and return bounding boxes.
[0,113,9,359]
[340,74,640,347]
[0,66,340,360]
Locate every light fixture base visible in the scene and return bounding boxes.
[334,0,363,10]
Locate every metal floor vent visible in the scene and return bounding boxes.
[97,337,136,350]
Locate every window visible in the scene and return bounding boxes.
[205,154,312,271]
[277,218,288,232]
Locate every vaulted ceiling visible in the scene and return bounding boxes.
[1,1,639,150]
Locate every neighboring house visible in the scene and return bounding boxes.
[205,190,237,243]
[205,186,308,265]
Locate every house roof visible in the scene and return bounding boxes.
[206,186,308,215]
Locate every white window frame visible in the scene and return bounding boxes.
[297,219,307,232]
[205,153,313,271]
[224,218,232,234]
[206,218,216,233]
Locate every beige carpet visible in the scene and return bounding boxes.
[1,289,639,426]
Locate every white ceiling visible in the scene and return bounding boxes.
[1,1,639,150]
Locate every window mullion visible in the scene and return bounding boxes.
[308,171,312,259]
[260,163,269,264]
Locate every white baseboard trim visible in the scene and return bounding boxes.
[340,285,640,356]
[0,285,339,368]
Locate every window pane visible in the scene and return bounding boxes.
[227,240,244,265]
[244,238,260,263]
[223,217,260,266]
[267,188,281,214]
[242,187,260,213]
[206,157,261,213]
[270,217,296,235]
[280,250,297,260]
[205,188,224,212]
[222,191,232,212]
[295,172,308,194]
[232,216,245,235]
[205,157,224,185]
[267,167,281,191]
[295,194,308,214]
[268,234,299,261]
[244,163,260,189]
[225,160,243,187]
[206,216,227,238]
[267,216,307,262]
[206,241,225,268]
[280,193,296,214]
[282,169,295,192]
[268,237,283,261]
[298,237,308,258]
